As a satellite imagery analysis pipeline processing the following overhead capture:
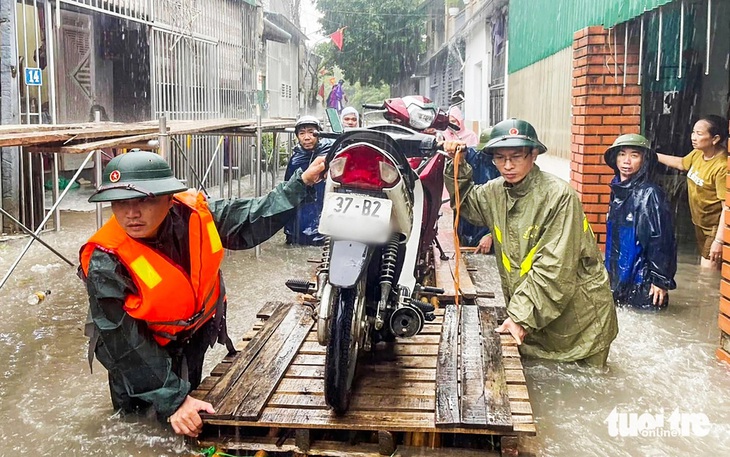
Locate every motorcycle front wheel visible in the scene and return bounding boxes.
[324,283,366,414]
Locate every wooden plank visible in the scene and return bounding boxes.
[203,302,291,406]
[501,358,523,370]
[257,407,435,430]
[357,366,437,382]
[0,124,160,147]
[509,400,533,415]
[433,247,456,298]
[41,119,254,153]
[478,306,513,431]
[465,254,506,307]
[204,439,501,457]
[513,422,537,434]
[268,392,436,412]
[312,330,441,346]
[459,305,487,427]
[435,304,460,426]
[504,369,526,384]
[276,377,435,395]
[256,301,281,319]
[298,341,439,356]
[0,122,104,135]
[223,304,314,419]
[507,384,529,401]
[284,364,326,379]
[449,254,477,300]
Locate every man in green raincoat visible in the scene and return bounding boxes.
[444,118,618,366]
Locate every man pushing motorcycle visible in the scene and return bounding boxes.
[443,118,618,367]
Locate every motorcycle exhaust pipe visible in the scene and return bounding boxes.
[389,304,424,338]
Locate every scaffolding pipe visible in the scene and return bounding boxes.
[679,0,685,79]
[656,8,662,82]
[638,16,644,85]
[94,111,103,229]
[159,115,169,159]
[45,0,61,231]
[0,150,96,290]
[197,136,226,192]
[623,24,628,88]
[0,207,74,267]
[706,0,712,75]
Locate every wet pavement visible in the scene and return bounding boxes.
[0,196,728,456]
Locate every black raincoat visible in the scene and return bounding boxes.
[604,147,677,309]
[283,139,332,245]
[80,170,311,420]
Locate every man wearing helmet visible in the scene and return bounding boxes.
[604,134,676,309]
[78,150,325,437]
[284,115,333,245]
[444,118,618,367]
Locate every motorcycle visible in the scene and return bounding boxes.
[287,95,455,414]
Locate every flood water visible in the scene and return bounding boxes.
[0,208,728,456]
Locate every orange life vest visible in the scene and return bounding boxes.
[79,191,225,346]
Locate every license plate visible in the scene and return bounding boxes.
[319,193,392,243]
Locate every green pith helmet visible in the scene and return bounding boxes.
[88,151,187,203]
[484,118,547,154]
[605,133,651,156]
[477,128,493,151]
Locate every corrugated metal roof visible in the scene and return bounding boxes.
[508,0,673,73]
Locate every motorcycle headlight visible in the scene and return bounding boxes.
[407,105,436,130]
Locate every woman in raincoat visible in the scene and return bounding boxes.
[442,106,479,147]
[604,134,677,309]
[444,118,618,367]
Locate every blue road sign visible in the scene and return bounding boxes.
[25,68,42,86]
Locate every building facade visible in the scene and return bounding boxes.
[506,0,730,364]
[1,0,305,231]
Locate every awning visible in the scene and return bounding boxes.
[263,18,291,43]
[264,11,307,43]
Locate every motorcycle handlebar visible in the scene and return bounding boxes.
[362,103,385,110]
[395,135,439,158]
[315,132,340,139]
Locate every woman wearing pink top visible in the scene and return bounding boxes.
[442,106,478,147]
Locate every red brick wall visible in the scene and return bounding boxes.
[718,163,730,364]
[571,25,641,246]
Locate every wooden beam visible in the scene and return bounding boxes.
[435,304,460,426]
[478,306,514,431]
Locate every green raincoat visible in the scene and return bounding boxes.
[445,162,618,363]
[80,170,312,419]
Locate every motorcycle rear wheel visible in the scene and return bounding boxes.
[324,285,365,414]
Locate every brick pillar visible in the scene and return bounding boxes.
[718,160,730,364]
[571,25,641,247]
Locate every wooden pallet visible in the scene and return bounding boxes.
[191,255,534,457]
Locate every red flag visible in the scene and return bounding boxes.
[317,83,325,100]
[329,27,345,51]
